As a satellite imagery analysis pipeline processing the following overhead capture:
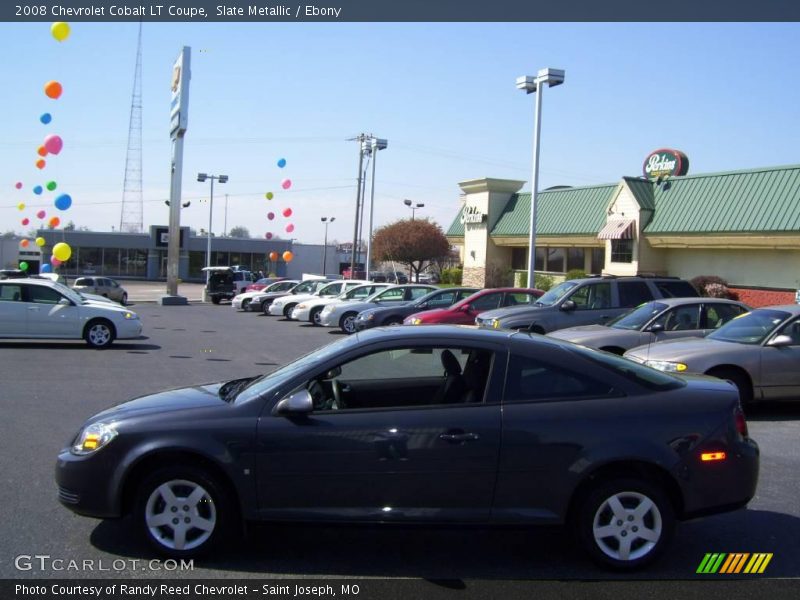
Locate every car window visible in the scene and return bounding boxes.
[609,302,667,330]
[775,318,800,345]
[575,345,685,391]
[569,282,612,310]
[469,292,503,312]
[653,304,701,331]
[457,289,480,301]
[409,287,432,300]
[536,281,578,306]
[319,282,344,296]
[655,280,699,298]
[618,281,654,308]
[426,291,456,307]
[75,278,92,286]
[504,292,537,307]
[704,303,747,328]
[375,288,405,302]
[0,283,24,302]
[505,354,615,403]
[28,285,63,305]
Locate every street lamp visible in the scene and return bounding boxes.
[321,216,335,274]
[197,172,228,294]
[516,67,565,289]
[404,199,424,220]
[364,137,387,279]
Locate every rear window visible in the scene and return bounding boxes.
[75,278,92,286]
[655,280,699,298]
[572,345,685,391]
[618,281,654,307]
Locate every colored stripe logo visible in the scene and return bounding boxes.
[696,553,773,574]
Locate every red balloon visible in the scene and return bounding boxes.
[265,232,273,240]
[37,210,46,219]
[22,218,30,226]
[285,224,295,233]
[36,159,46,169]
[282,207,293,218]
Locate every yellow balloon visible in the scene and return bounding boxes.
[51,22,70,42]
[52,242,72,262]
[17,202,25,211]
[35,237,46,247]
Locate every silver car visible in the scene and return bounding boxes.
[72,276,128,305]
[548,298,749,355]
[625,305,800,405]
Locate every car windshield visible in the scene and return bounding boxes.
[609,302,668,331]
[707,309,789,345]
[341,285,371,299]
[50,281,86,304]
[235,336,357,404]
[292,280,321,294]
[535,281,578,307]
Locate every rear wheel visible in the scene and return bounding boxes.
[340,312,359,334]
[211,296,221,305]
[574,478,674,570]
[706,367,753,407]
[84,319,115,349]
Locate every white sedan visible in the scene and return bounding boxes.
[291,283,392,324]
[319,284,437,333]
[0,279,142,348]
[269,280,370,318]
[232,280,298,311]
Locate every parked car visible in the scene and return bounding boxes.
[476,276,699,333]
[385,271,409,284]
[320,284,438,333]
[355,287,480,331]
[232,280,298,312]
[253,279,328,315]
[0,269,28,280]
[291,283,392,324]
[56,326,758,569]
[244,277,286,293]
[269,280,369,318]
[625,305,800,406]
[202,267,257,305]
[405,288,543,326]
[72,276,128,305]
[0,279,141,348]
[417,272,441,284]
[548,298,750,354]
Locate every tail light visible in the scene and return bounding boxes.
[734,404,748,438]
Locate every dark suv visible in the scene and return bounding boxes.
[477,275,699,333]
[203,267,256,304]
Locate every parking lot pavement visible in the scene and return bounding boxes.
[121,280,206,303]
[1,306,799,582]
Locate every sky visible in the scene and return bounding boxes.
[2,22,799,245]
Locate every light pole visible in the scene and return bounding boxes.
[197,172,228,296]
[404,199,424,220]
[321,216,335,274]
[516,67,565,289]
[364,137,387,279]
[223,193,229,237]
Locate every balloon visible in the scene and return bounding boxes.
[20,239,30,248]
[35,237,46,247]
[285,224,295,233]
[267,212,275,220]
[277,158,287,168]
[282,251,294,263]
[269,251,278,261]
[19,261,29,271]
[54,194,72,210]
[50,257,61,267]
[281,179,292,190]
[41,264,52,273]
[44,135,63,155]
[52,242,72,262]
[15,182,22,189]
[36,159,46,169]
[51,22,71,42]
[40,113,52,124]
[282,207,292,218]
[49,216,61,228]
[44,81,63,100]
[36,210,46,219]
[47,181,57,191]
[22,218,30,226]
[37,146,48,157]
[265,232,273,240]
[33,185,43,195]
[17,202,25,211]
[265,192,274,200]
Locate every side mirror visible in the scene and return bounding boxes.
[647,323,665,333]
[58,298,72,306]
[460,304,472,313]
[274,389,313,415]
[560,299,576,312]
[767,334,794,347]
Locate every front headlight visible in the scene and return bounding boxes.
[297,304,308,310]
[71,422,118,456]
[365,313,375,321]
[410,318,422,325]
[644,360,688,373]
[123,311,139,320]
[491,319,500,329]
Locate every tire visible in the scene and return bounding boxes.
[707,367,753,407]
[120,293,128,306]
[384,316,403,326]
[211,296,221,305]
[135,465,232,558]
[339,312,359,334]
[283,303,297,318]
[310,306,323,326]
[574,478,674,570]
[242,299,251,312]
[261,300,271,314]
[84,319,115,349]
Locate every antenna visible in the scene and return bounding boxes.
[120,21,144,233]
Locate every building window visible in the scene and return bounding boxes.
[534,247,546,271]
[546,248,565,273]
[511,247,527,270]
[610,239,634,263]
[591,248,605,274]
[566,248,585,271]
[79,247,102,275]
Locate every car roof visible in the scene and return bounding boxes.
[654,297,747,307]
[753,305,800,315]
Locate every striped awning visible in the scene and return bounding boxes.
[597,219,635,240]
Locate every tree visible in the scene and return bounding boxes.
[371,219,451,282]
[228,226,251,238]
[64,221,76,231]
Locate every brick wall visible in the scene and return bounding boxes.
[462,266,485,288]
[729,287,796,308]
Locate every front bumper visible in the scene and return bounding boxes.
[354,318,374,331]
[116,319,143,339]
[55,448,122,519]
[318,311,338,327]
[268,303,285,316]
[291,307,311,321]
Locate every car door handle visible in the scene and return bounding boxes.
[439,431,480,443]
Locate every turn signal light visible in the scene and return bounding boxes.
[701,451,727,462]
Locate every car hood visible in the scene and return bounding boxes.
[478,305,542,321]
[548,325,621,342]
[625,336,748,362]
[406,307,449,321]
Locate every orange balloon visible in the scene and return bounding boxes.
[36,158,46,169]
[37,145,48,157]
[282,251,294,263]
[49,216,61,228]
[268,251,278,262]
[20,239,30,248]
[44,81,63,99]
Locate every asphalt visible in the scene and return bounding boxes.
[120,280,207,303]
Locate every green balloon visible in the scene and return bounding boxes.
[46,181,57,191]
[19,261,29,271]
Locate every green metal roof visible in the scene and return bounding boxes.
[623,176,656,211]
[446,209,465,237]
[646,164,800,234]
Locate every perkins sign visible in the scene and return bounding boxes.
[460,205,487,225]
[643,149,689,180]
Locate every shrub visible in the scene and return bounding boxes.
[441,267,462,285]
[534,274,555,291]
[565,269,587,281]
[690,275,728,296]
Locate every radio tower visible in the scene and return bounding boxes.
[119,22,144,233]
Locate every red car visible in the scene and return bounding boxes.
[404,287,544,325]
[245,277,286,292]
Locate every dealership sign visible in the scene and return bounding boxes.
[461,205,487,224]
[643,149,689,180]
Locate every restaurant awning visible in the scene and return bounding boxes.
[597,219,635,240]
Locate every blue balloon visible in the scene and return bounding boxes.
[41,264,52,273]
[54,194,72,211]
[33,186,43,195]
[277,158,287,168]
[40,113,52,124]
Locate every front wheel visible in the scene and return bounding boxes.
[120,293,128,306]
[574,478,674,570]
[84,319,115,349]
[310,307,324,325]
[339,312,359,334]
[283,303,297,318]
[707,367,753,407]
[135,466,232,558]
[211,296,221,305]
[242,299,252,312]
[384,316,403,326]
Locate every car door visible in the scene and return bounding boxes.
[560,281,619,327]
[760,317,800,400]
[0,282,28,335]
[458,291,504,324]
[23,284,81,337]
[648,303,705,342]
[255,341,504,522]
